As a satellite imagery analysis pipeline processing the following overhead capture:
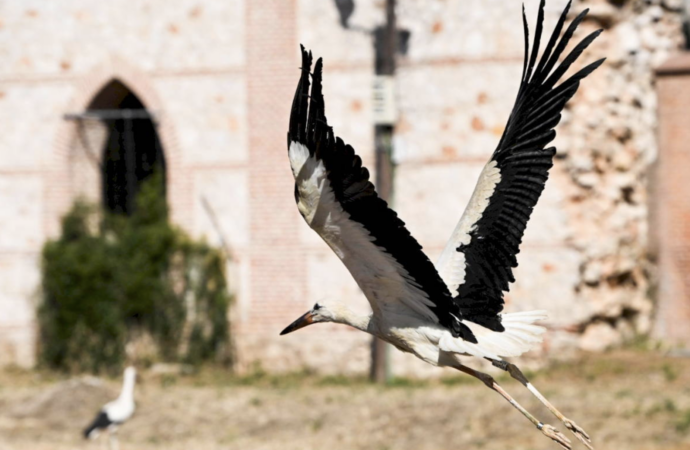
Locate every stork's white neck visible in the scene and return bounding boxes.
[331,307,373,334]
[119,368,136,400]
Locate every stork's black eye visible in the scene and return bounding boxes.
[313,303,321,310]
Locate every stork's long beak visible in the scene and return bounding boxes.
[280,311,315,335]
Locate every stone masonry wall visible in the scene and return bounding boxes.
[555,0,684,351]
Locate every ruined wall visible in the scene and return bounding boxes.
[555,0,684,351]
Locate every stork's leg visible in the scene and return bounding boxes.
[108,429,120,450]
[489,358,593,450]
[451,363,572,450]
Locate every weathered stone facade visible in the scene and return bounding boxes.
[0,0,686,374]
[554,0,685,351]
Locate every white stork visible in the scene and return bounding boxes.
[83,366,136,450]
[281,1,603,449]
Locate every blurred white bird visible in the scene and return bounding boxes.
[281,1,603,449]
[83,366,136,450]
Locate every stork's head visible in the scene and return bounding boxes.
[280,302,336,335]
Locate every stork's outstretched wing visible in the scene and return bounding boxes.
[436,0,604,331]
[288,47,481,342]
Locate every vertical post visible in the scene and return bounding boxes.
[370,0,397,384]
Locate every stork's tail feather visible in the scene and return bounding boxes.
[83,411,110,439]
[439,310,548,359]
[83,423,100,439]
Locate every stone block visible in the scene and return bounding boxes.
[155,76,247,165]
[0,0,245,77]
[0,175,43,252]
[0,83,73,169]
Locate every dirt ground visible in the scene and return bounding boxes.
[1,350,689,450]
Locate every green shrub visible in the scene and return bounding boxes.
[38,173,232,373]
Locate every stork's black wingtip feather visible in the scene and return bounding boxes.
[313,59,324,89]
[521,4,528,24]
[526,0,546,81]
[298,47,311,76]
[585,57,607,74]
[299,45,313,70]
[521,5,530,81]
[289,46,315,146]
[560,0,573,21]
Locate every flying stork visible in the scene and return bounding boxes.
[281,2,603,449]
[83,366,136,450]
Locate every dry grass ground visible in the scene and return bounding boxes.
[1,349,689,450]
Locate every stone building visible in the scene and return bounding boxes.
[0,0,687,374]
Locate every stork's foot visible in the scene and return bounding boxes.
[563,419,593,450]
[540,424,572,450]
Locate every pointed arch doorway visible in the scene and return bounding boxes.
[52,60,192,244]
[66,79,166,215]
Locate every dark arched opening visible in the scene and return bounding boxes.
[88,79,166,215]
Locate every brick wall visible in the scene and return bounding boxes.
[240,0,306,370]
[654,54,690,345]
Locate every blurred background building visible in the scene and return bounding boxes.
[0,0,688,375]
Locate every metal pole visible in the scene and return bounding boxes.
[370,0,397,384]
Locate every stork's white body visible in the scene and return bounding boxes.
[377,310,550,366]
[100,377,136,429]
